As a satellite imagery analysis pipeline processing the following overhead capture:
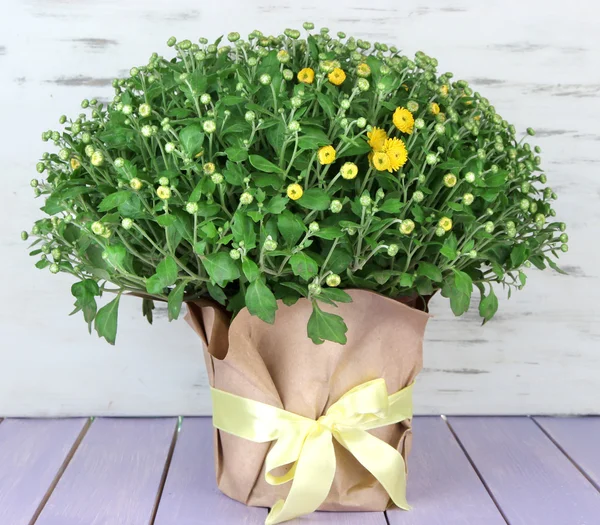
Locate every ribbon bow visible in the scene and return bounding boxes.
[211,379,413,524]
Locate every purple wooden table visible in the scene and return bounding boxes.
[0,416,599,524]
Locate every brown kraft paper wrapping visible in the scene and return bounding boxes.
[185,289,431,512]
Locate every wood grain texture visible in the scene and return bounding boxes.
[0,418,88,525]
[534,417,600,490]
[448,417,600,525]
[154,417,267,525]
[35,417,177,525]
[387,417,506,525]
[0,0,599,415]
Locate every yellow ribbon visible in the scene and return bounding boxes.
[211,379,413,525]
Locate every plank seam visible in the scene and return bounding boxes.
[29,417,93,525]
[149,416,181,525]
[442,416,511,525]
[531,417,600,493]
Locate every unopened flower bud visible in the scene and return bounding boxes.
[465,172,476,183]
[412,190,424,203]
[49,263,60,274]
[400,219,415,235]
[560,244,568,252]
[387,244,399,256]
[359,194,371,207]
[139,103,152,118]
[259,74,272,86]
[211,172,224,184]
[309,222,320,233]
[203,120,216,134]
[356,117,367,128]
[91,221,105,235]
[91,151,104,166]
[484,221,495,233]
[240,192,253,205]
[308,282,322,296]
[263,237,278,252]
[121,218,134,230]
[330,200,343,213]
[425,153,437,165]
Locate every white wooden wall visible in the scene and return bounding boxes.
[1,0,598,416]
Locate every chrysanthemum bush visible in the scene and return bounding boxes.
[23,25,568,345]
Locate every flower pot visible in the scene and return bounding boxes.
[185,289,431,513]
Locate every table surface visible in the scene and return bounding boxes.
[0,416,599,524]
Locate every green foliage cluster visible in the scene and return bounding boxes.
[24,25,567,345]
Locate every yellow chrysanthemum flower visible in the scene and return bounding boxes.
[328,68,346,86]
[318,145,336,165]
[429,102,440,115]
[392,107,414,134]
[356,63,371,78]
[443,174,457,187]
[157,186,171,200]
[287,183,303,200]
[70,158,81,170]
[340,162,358,180]
[297,68,315,84]
[399,219,415,235]
[367,127,387,152]
[439,217,453,232]
[384,138,408,172]
[440,84,449,96]
[372,151,391,172]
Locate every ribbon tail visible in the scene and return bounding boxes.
[335,428,410,511]
[265,426,336,525]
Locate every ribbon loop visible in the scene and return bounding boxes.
[211,380,414,525]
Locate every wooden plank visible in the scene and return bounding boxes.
[154,417,266,525]
[155,418,386,524]
[387,417,505,525]
[535,416,600,490]
[0,418,88,525]
[36,418,177,525]
[289,512,386,524]
[448,417,600,525]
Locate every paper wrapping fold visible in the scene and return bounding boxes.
[185,289,431,511]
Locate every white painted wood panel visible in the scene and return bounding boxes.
[1,0,598,416]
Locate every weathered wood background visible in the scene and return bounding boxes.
[1,0,598,416]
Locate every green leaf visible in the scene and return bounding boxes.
[417,262,443,282]
[416,276,434,295]
[290,252,318,280]
[307,35,319,60]
[98,191,132,212]
[314,227,344,240]
[479,287,498,323]
[379,198,403,214]
[449,289,471,316]
[71,279,100,326]
[179,124,204,156]
[440,234,458,260]
[315,91,335,119]
[220,95,247,106]
[167,282,186,321]
[95,294,121,345]
[232,211,257,249]
[319,288,352,303]
[242,258,260,282]
[156,214,177,227]
[245,279,278,323]
[207,282,227,305]
[277,211,307,246]
[510,243,529,268]
[253,172,283,189]
[519,270,527,287]
[142,298,154,324]
[298,188,330,211]
[399,272,415,287]
[203,252,240,286]
[146,256,178,294]
[264,195,288,214]
[297,127,330,150]
[225,146,248,162]
[307,302,348,345]
[103,244,129,273]
[249,154,283,173]
[454,270,473,296]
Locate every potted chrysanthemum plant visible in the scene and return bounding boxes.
[23,24,567,524]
